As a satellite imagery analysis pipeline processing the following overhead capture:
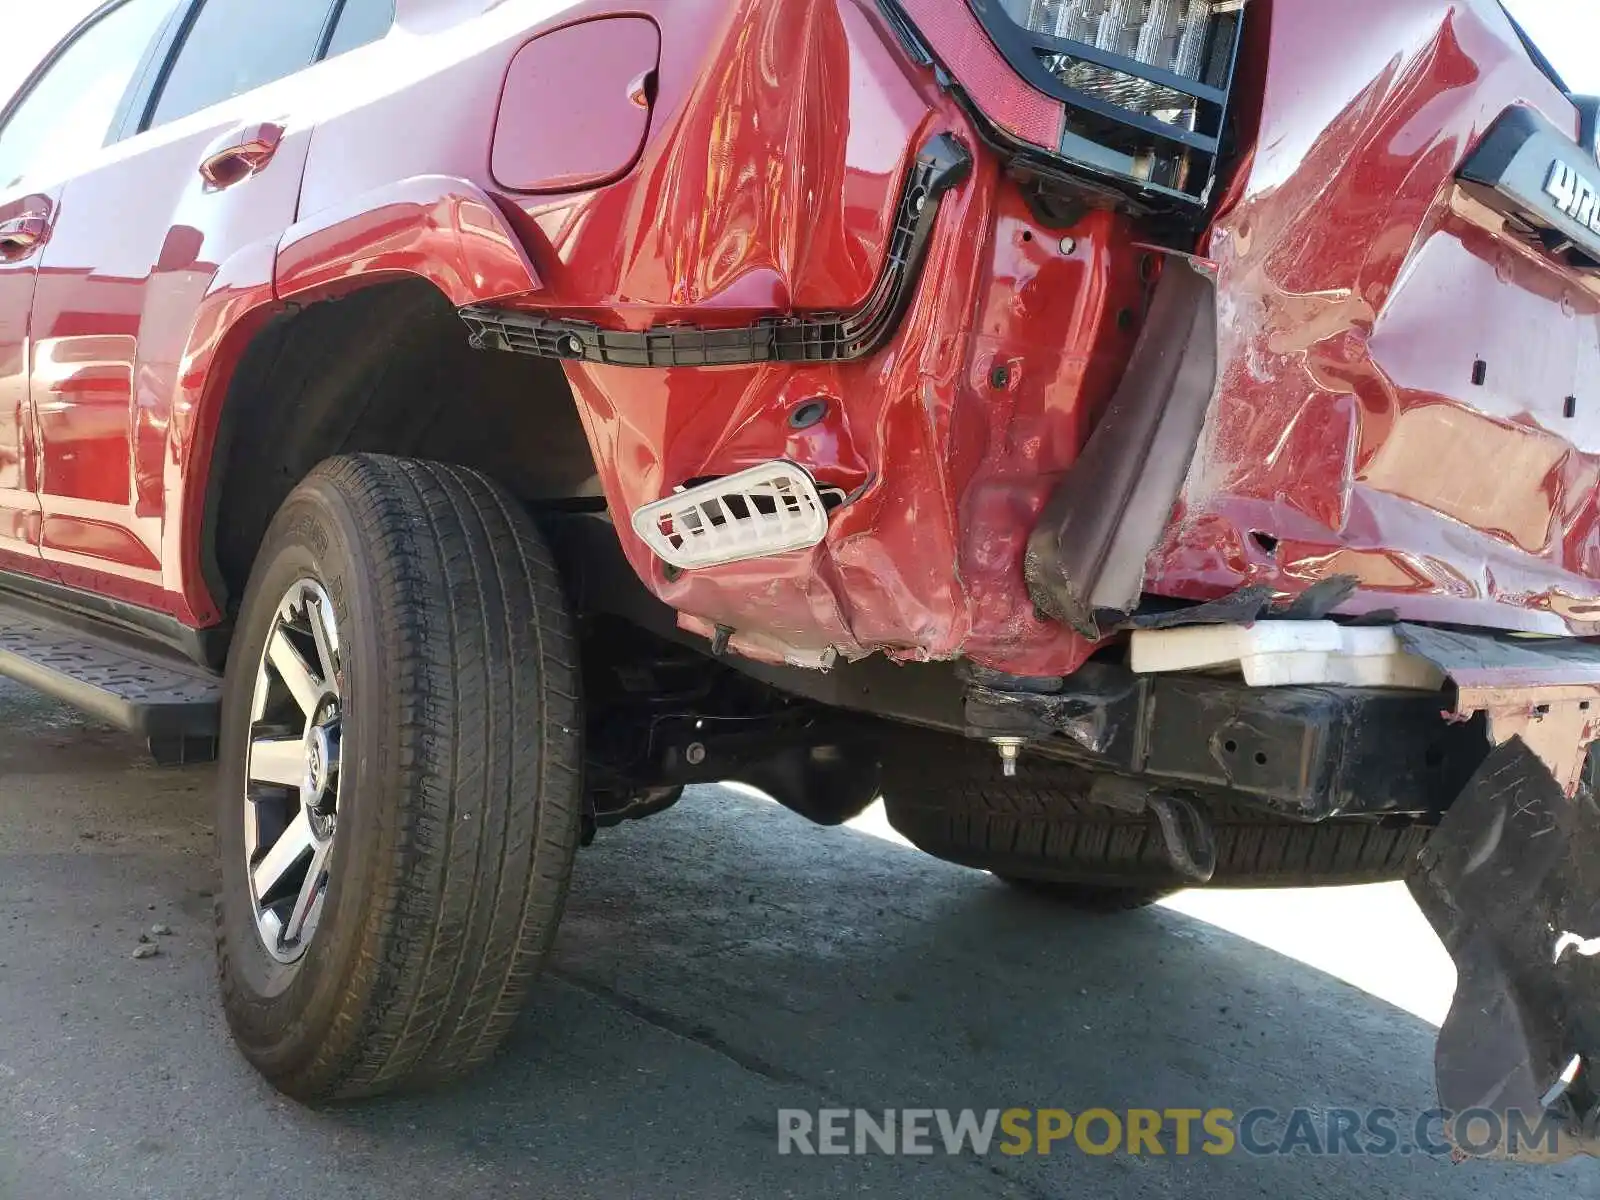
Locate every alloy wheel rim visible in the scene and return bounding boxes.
[243,578,343,964]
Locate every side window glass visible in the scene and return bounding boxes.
[0,0,178,191]
[149,0,337,128]
[325,0,396,59]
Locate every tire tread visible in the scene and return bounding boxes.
[880,730,1431,891]
[216,454,581,1101]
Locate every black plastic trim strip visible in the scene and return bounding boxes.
[1458,106,1600,272]
[1498,2,1570,96]
[460,133,971,368]
[874,0,933,67]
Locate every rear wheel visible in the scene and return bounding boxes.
[215,454,582,1102]
[881,729,1431,899]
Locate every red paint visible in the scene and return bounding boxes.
[1148,0,1596,637]
[276,176,542,307]
[166,239,283,626]
[26,82,313,605]
[491,17,660,194]
[0,0,1595,684]
[496,0,934,319]
[0,190,52,566]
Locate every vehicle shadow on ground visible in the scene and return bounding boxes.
[0,683,1591,1200]
[321,788,1593,1199]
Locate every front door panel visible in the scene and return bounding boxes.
[0,189,53,572]
[30,107,311,603]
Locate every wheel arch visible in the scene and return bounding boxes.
[181,283,595,657]
[171,174,563,643]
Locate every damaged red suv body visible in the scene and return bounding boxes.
[4,0,1600,1152]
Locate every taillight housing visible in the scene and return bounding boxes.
[971,0,1245,209]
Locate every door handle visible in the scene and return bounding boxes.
[198,122,286,190]
[0,214,49,260]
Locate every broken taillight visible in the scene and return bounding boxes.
[973,0,1245,209]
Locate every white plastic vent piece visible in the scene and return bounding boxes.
[1130,621,1446,690]
[632,460,829,570]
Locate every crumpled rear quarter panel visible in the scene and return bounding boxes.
[1148,0,1600,636]
[508,0,1143,673]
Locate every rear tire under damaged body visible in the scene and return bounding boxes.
[215,455,582,1102]
[879,729,1431,895]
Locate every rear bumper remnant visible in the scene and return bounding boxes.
[1024,260,1218,638]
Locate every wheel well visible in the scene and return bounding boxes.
[206,278,599,620]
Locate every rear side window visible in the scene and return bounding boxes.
[325,0,397,59]
[0,0,178,191]
[148,0,337,128]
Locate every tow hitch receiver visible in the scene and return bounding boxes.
[1398,624,1600,1161]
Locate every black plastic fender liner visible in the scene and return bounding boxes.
[1023,258,1218,638]
[1408,738,1600,1161]
[460,133,972,368]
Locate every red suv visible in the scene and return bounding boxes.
[3,0,1600,1154]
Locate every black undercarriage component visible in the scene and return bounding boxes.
[1084,774,1217,882]
[461,133,971,368]
[614,711,881,827]
[1409,739,1600,1161]
[1024,261,1218,638]
[147,734,219,766]
[881,726,1436,890]
[580,617,882,830]
[966,662,1488,822]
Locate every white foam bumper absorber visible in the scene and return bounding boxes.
[631,460,830,570]
[1130,620,1447,689]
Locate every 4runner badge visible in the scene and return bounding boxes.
[1545,158,1600,234]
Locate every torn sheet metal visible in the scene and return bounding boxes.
[1408,739,1600,1161]
[1396,625,1600,794]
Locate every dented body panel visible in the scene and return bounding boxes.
[1149,0,1598,638]
[9,0,1600,1155]
[8,0,1593,677]
[480,0,1600,674]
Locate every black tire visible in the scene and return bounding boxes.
[215,455,582,1102]
[881,729,1430,894]
[997,878,1175,912]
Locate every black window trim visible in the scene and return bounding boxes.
[319,0,398,60]
[130,0,347,136]
[316,0,354,61]
[109,1,193,143]
[130,0,203,135]
[0,0,180,157]
[1498,3,1571,97]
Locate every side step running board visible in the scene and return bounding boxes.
[0,594,222,738]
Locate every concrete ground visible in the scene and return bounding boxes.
[0,676,1591,1199]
